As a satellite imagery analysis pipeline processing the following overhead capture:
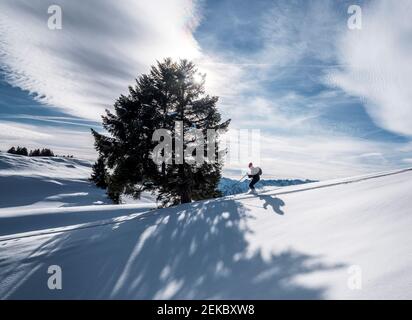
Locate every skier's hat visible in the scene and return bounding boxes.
[248,162,253,167]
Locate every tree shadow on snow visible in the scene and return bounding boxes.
[0,199,345,299]
[0,176,111,208]
[257,195,286,215]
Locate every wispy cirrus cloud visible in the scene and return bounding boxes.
[223,126,410,180]
[197,0,412,178]
[0,0,201,120]
[328,0,412,137]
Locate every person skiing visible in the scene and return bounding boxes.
[247,162,262,192]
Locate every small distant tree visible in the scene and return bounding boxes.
[7,146,55,157]
[29,149,41,157]
[15,146,28,156]
[40,148,54,157]
[90,156,108,189]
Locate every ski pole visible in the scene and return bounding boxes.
[231,174,247,188]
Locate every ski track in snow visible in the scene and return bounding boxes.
[230,167,412,201]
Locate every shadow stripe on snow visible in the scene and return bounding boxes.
[0,209,159,242]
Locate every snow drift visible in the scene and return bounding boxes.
[0,153,157,236]
[0,153,412,299]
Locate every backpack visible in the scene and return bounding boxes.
[258,167,262,176]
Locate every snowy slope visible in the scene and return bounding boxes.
[0,153,157,235]
[0,153,412,299]
[0,152,107,210]
[219,177,316,196]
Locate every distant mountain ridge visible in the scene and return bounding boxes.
[219,177,317,196]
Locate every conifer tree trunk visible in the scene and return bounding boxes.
[179,163,191,203]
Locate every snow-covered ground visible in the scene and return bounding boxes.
[218,177,316,196]
[1,153,412,299]
[0,153,157,235]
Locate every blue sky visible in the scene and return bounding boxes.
[1,0,412,179]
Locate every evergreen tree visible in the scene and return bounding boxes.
[90,156,108,189]
[92,58,230,205]
[8,146,29,156]
[40,148,54,157]
[27,148,54,157]
[29,149,41,157]
[15,146,28,156]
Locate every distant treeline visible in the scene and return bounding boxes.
[7,146,54,157]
